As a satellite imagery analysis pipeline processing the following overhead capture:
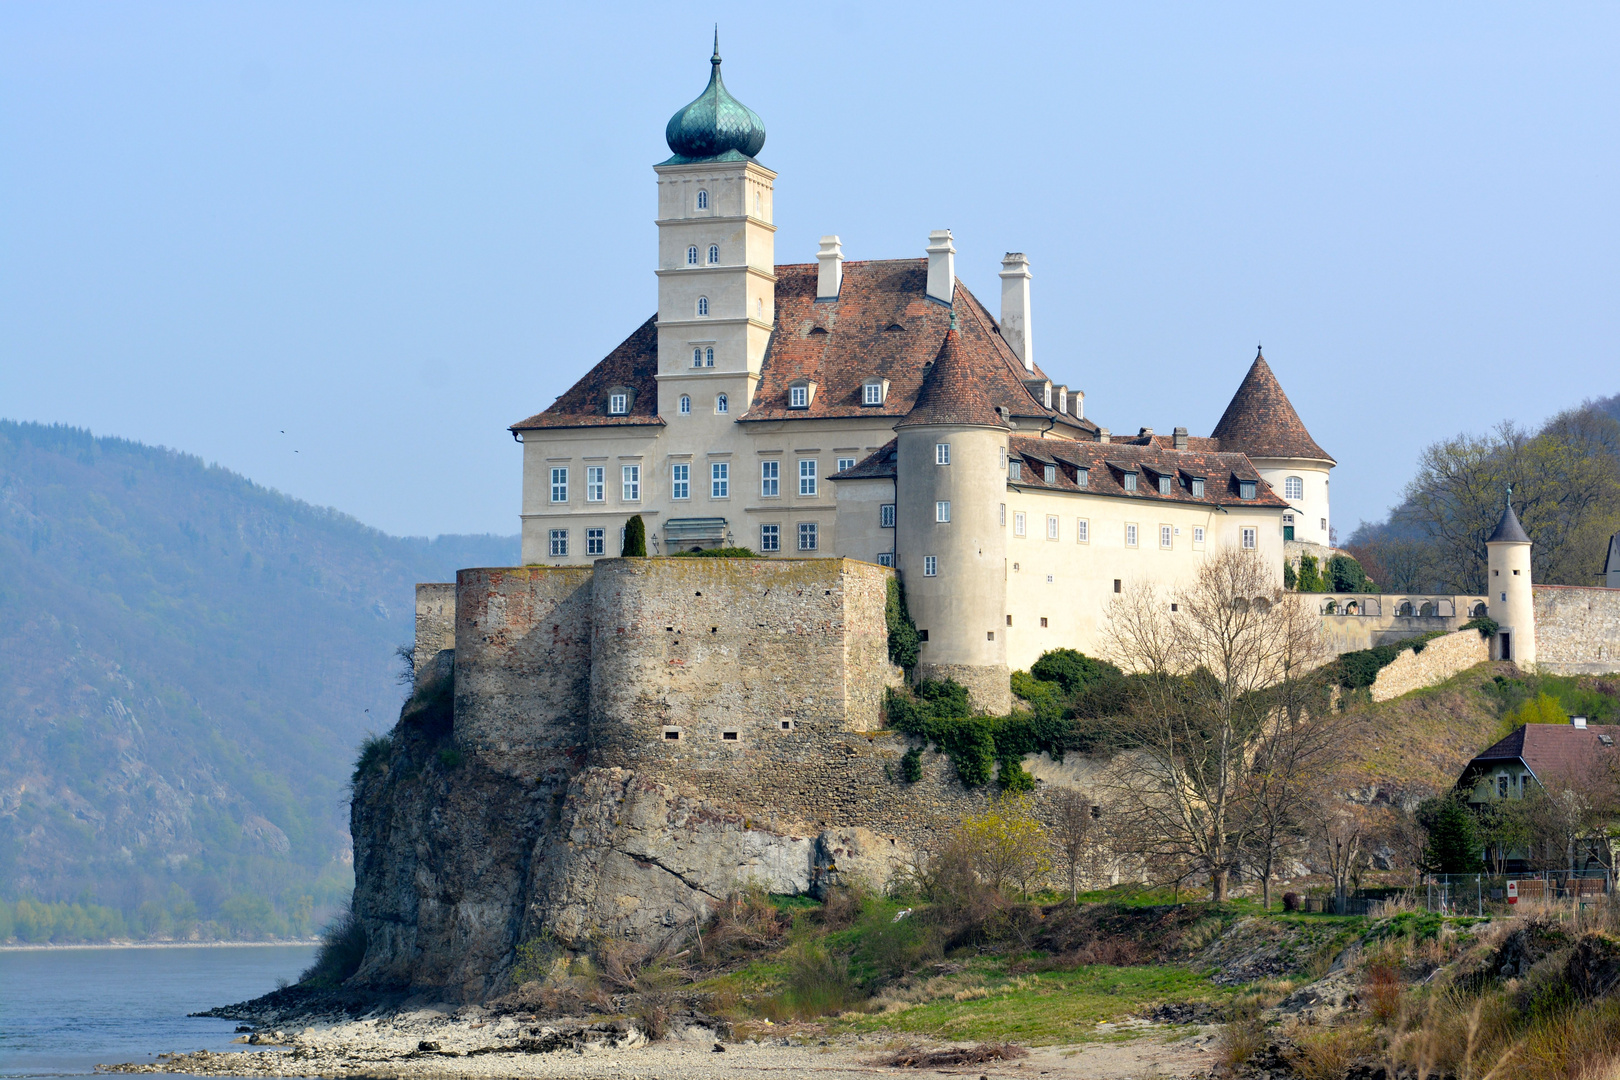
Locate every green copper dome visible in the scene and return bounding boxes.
[662,33,766,164]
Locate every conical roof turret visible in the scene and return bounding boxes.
[1487,491,1531,544]
[897,315,1009,430]
[1210,349,1335,463]
[661,32,767,164]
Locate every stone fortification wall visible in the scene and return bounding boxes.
[1370,629,1489,702]
[1535,585,1620,675]
[453,566,594,780]
[1315,593,1488,655]
[413,583,456,676]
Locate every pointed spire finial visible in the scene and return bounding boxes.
[712,25,720,65]
[1256,342,1263,358]
[949,308,958,332]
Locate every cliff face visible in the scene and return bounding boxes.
[345,558,980,1001]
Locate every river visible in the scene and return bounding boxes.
[0,944,315,1078]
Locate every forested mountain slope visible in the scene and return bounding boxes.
[0,421,516,940]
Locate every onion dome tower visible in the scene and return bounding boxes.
[661,31,767,164]
[1486,490,1535,667]
[1211,348,1337,547]
[894,316,1012,714]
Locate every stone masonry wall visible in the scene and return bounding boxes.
[1535,585,1620,675]
[413,582,456,676]
[1370,629,1489,702]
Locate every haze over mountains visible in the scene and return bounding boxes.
[0,421,515,939]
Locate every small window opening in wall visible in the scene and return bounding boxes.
[987,631,995,641]
[664,729,681,740]
[1040,617,1048,627]
[1171,603,1179,612]
[711,627,718,633]
[1113,579,1122,593]
[918,629,929,641]
[696,190,708,209]
[722,730,739,741]
[1005,615,1012,626]
[697,296,709,316]
[708,244,719,264]
[780,720,793,730]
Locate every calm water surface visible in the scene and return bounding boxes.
[0,945,315,1078]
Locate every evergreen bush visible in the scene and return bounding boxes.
[884,578,921,671]
[671,546,755,558]
[621,515,647,557]
[1327,553,1375,593]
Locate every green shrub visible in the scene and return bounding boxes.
[917,678,971,718]
[299,904,367,987]
[350,734,391,786]
[1327,553,1375,593]
[1460,616,1500,638]
[1418,795,1483,874]
[436,747,464,769]
[1284,558,1297,589]
[885,679,1072,788]
[770,941,861,1019]
[884,578,921,670]
[671,546,755,558]
[621,514,646,557]
[899,745,923,783]
[1332,632,1446,689]
[1295,554,1328,592]
[1028,648,1121,695]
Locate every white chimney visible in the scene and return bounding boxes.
[999,252,1034,371]
[816,236,844,300]
[925,229,956,304]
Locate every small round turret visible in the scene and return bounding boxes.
[1486,489,1535,667]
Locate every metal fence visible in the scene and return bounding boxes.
[1422,871,1613,916]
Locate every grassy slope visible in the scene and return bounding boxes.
[0,420,517,939]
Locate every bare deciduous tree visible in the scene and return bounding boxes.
[1049,788,1097,903]
[1309,801,1368,912]
[1099,548,1326,902]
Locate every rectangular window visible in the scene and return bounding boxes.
[797,522,818,551]
[935,443,950,465]
[1498,775,1509,798]
[999,447,1007,468]
[586,528,605,556]
[1044,464,1056,484]
[1191,477,1205,498]
[621,465,640,501]
[876,552,894,567]
[1040,617,1048,627]
[1076,468,1088,488]
[1076,518,1089,543]
[935,501,950,523]
[1123,472,1138,492]
[1046,515,1059,540]
[609,392,627,415]
[1113,579,1122,593]
[1240,480,1257,500]
[999,503,1006,526]
[1126,523,1139,547]
[761,460,779,497]
[671,463,689,500]
[924,555,937,576]
[799,459,817,496]
[711,462,729,498]
[1193,526,1205,545]
[880,504,896,528]
[586,466,604,502]
[1321,517,1328,531]
[790,385,808,408]
[550,467,568,503]
[837,457,856,473]
[759,524,780,552]
[549,529,568,557]
[863,382,882,405]
[1158,475,1172,495]
[1009,460,1022,481]
[1160,524,1173,549]
[1242,527,1257,549]
[1014,511,1027,537]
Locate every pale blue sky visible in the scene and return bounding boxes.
[3,3,1616,537]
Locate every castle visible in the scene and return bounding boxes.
[506,41,1337,710]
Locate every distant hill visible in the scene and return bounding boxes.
[0,421,516,941]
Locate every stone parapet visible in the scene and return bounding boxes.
[915,662,1012,715]
[1370,629,1490,702]
[413,583,457,677]
[1534,585,1620,675]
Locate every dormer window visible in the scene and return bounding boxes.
[1009,460,1023,481]
[697,297,709,316]
[1123,471,1138,492]
[862,379,886,406]
[1157,474,1172,496]
[609,393,627,415]
[687,246,699,265]
[1190,477,1205,498]
[1076,467,1089,488]
[788,380,815,409]
[1058,388,1068,414]
[1044,464,1056,484]
[696,190,708,210]
[1044,385,1052,409]
[708,244,720,264]
[1239,478,1257,500]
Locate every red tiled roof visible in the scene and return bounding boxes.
[895,326,1008,429]
[831,438,898,480]
[511,317,664,431]
[1006,436,1288,507]
[1209,352,1335,464]
[1467,724,1618,785]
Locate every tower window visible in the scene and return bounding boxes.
[716,393,728,413]
[586,466,604,502]
[609,393,627,415]
[622,465,640,501]
[799,459,817,496]
[924,555,937,576]
[705,347,714,366]
[708,244,719,264]
[711,462,729,498]
[549,529,568,557]
[550,467,568,503]
[671,463,689,500]
[696,189,708,209]
[1285,476,1304,501]
[692,348,703,367]
[760,523,780,551]
[798,522,818,550]
[935,501,950,523]
[679,395,691,414]
[687,246,699,265]
[761,459,779,497]
[697,296,709,316]
[935,443,951,465]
